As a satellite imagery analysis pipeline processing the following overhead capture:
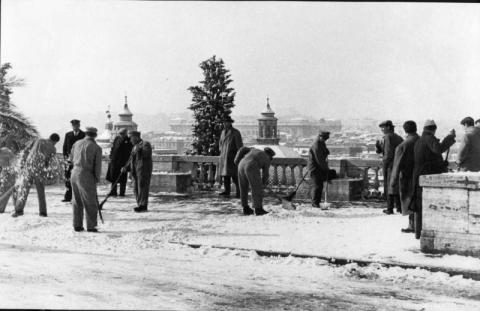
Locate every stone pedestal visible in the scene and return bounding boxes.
[295,178,363,202]
[149,172,193,194]
[420,173,480,257]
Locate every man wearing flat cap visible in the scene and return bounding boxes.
[457,117,480,172]
[106,128,133,196]
[413,119,456,239]
[236,146,275,216]
[62,119,85,202]
[307,131,331,208]
[121,131,152,212]
[217,115,243,198]
[376,120,403,214]
[70,127,102,232]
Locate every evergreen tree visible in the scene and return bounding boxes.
[188,55,235,155]
[0,63,38,153]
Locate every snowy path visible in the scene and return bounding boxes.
[0,186,480,310]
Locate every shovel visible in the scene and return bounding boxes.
[282,171,309,202]
[320,181,332,210]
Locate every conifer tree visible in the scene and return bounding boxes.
[188,55,235,155]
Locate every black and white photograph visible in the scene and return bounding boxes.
[2,1,480,310]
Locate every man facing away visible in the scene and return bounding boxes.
[307,131,331,208]
[11,133,60,217]
[376,120,404,215]
[121,131,152,213]
[217,115,243,198]
[106,128,133,196]
[62,119,85,202]
[389,121,419,233]
[457,117,480,172]
[236,147,275,216]
[413,119,456,239]
[70,127,102,232]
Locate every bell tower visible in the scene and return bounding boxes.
[256,97,279,145]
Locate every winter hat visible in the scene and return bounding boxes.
[424,119,436,127]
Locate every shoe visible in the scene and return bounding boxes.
[119,194,125,197]
[87,228,98,233]
[311,203,320,208]
[243,206,254,215]
[401,228,415,233]
[39,212,47,217]
[74,227,85,232]
[255,208,269,216]
[11,211,24,218]
[134,206,148,213]
[61,199,71,203]
[383,209,394,215]
[219,192,230,198]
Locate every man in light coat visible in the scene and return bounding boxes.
[217,115,243,198]
[376,120,404,214]
[389,121,419,233]
[236,147,275,216]
[307,131,331,208]
[413,119,456,239]
[11,133,60,217]
[70,127,102,232]
[457,117,480,172]
[121,131,152,213]
[106,128,133,196]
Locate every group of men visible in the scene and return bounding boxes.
[216,116,275,216]
[0,118,153,233]
[378,117,480,239]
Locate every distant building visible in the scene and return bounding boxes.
[96,109,114,155]
[113,95,138,136]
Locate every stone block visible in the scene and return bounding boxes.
[149,172,192,194]
[469,190,480,234]
[422,187,468,233]
[421,229,480,257]
[294,178,363,202]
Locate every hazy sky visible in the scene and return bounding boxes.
[4,1,480,124]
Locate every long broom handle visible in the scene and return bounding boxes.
[293,170,310,192]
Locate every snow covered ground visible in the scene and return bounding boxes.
[1,185,480,310]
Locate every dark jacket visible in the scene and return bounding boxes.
[238,148,272,186]
[217,127,243,179]
[376,132,403,195]
[307,136,330,181]
[106,135,133,183]
[390,133,419,215]
[457,126,480,172]
[63,130,86,157]
[413,130,456,179]
[126,140,153,185]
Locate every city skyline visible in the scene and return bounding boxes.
[4,1,480,132]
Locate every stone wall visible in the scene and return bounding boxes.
[420,173,480,257]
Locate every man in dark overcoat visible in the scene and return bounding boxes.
[457,117,480,172]
[389,121,419,233]
[12,133,60,218]
[106,128,133,196]
[376,120,404,214]
[70,127,102,232]
[121,131,152,213]
[217,116,243,198]
[307,131,331,208]
[236,147,275,216]
[413,119,456,239]
[62,119,85,202]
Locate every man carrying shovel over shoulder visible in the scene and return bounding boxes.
[307,131,331,209]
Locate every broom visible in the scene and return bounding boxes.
[320,180,332,210]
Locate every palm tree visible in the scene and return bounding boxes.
[0,63,38,153]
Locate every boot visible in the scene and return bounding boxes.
[401,214,415,233]
[11,211,24,218]
[243,206,254,215]
[134,206,148,213]
[382,209,394,215]
[255,208,269,216]
[74,227,84,232]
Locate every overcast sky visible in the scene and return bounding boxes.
[4,1,480,124]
